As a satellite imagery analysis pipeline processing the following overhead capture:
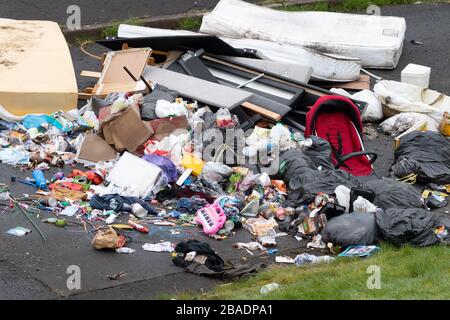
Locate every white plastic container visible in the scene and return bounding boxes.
[401,63,431,88]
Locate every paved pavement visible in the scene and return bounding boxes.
[0,2,449,299]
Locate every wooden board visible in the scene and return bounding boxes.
[241,102,281,121]
[312,75,371,91]
[94,48,151,95]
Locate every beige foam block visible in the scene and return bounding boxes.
[0,19,78,115]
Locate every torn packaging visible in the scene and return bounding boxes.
[147,116,189,141]
[100,104,153,153]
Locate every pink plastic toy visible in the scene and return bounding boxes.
[195,204,227,235]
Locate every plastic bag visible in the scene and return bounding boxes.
[330,89,382,122]
[321,212,379,246]
[353,196,378,213]
[285,168,360,207]
[303,136,334,170]
[155,99,188,118]
[374,80,450,123]
[335,185,351,213]
[202,162,233,179]
[375,208,441,247]
[361,179,425,210]
[269,123,292,151]
[380,112,438,136]
[91,227,126,250]
[354,90,383,122]
[392,131,450,184]
[142,154,178,183]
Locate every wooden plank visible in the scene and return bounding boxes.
[241,102,281,121]
[80,70,102,78]
[314,75,371,91]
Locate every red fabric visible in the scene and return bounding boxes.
[305,95,372,176]
[305,95,363,136]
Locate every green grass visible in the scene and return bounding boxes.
[279,0,437,12]
[178,243,450,300]
[101,17,144,38]
[177,17,203,31]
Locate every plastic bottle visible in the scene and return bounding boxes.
[260,282,280,295]
[32,170,47,190]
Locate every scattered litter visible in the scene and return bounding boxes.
[260,282,279,295]
[338,245,380,257]
[7,226,31,237]
[294,253,334,266]
[107,271,127,280]
[142,241,174,253]
[115,247,136,254]
[0,2,448,288]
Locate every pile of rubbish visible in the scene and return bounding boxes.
[0,0,449,279]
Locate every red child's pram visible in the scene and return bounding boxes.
[305,95,378,177]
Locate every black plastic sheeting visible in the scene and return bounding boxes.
[392,131,450,184]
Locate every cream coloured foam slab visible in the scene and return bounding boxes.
[0,19,78,115]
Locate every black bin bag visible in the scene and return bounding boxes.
[321,212,379,246]
[392,131,450,184]
[375,208,443,247]
[361,179,425,210]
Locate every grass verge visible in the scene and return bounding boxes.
[177,17,203,31]
[101,17,144,38]
[181,243,450,299]
[279,0,437,12]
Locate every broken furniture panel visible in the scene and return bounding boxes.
[93,48,152,95]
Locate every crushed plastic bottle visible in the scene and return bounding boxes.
[260,282,280,295]
[294,253,334,266]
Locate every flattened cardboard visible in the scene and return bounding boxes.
[77,132,118,163]
[101,105,153,152]
[0,19,78,115]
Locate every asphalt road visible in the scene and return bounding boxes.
[0,0,254,25]
[0,2,449,300]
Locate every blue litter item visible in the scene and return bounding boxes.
[338,245,380,257]
[32,170,48,190]
[22,115,72,132]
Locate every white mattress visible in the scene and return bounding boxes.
[200,0,406,69]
